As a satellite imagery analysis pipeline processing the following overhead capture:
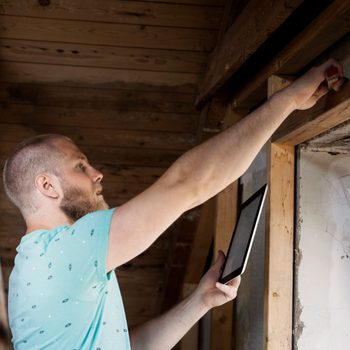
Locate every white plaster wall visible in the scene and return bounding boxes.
[295,150,350,350]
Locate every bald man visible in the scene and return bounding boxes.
[3,59,343,349]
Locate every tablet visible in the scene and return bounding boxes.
[219,184,268,284]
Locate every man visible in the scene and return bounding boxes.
[3,59,343,349]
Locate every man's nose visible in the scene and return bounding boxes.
[92,167,103,182]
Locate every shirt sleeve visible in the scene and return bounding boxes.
[46,208,116,289]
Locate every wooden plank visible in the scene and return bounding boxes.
[273,80,350,145]
[264,76,294,350]
[0,185,150,210]
[0,83,197,113]
[233,0,350,109]
[211,182,238,350]
[123,0,224,7]
[0,141,181,167]
[0,104,197,133]
[0,123,196,150]
[196,0,302,106]
[0,0,222,29]
[0,160,165,184]
[0,61,198,93]
[181,199,215,290]
[0,39,206,74]
[0,15,217,52]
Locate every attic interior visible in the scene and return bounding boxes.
[0,0,350,349]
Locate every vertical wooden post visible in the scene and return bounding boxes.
[264,76,294,350]
[211,182,238,350]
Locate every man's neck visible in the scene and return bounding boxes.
[25,208,73,234]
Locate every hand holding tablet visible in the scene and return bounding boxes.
[219,184,268,284]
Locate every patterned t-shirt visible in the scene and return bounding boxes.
[8,209,131,350]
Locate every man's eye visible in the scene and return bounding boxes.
[77,163,86,171]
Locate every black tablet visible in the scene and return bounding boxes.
[219,184,268,284]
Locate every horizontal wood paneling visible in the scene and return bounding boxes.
[0,104,197,133]
[0,161,164,184]
[0,0,222,29]
[0,39,206,74]
[0,61,198,93]
[0,141,181,167]
[0,83,197,112]
[121,0,224,7]
[0,15,217,52]
[0,123,196,150]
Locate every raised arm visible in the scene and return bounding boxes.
[107,59,343,270]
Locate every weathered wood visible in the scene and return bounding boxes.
[196,0,302,106]
[0,160,164,184]
[233,0,350,109]
[160,209,200,312]
[0,83,197,113]
[0,15,217,52]
[0,39,206,74]
[0,123,196,151]
[181,199,215,289]
[273,80,350,145]
[0,104,197,133]
[264,76,294,350]
[0,61,198,93]
[0,0,222,29]
[211,182,238,350]
[124,0,224,6]
[0,141,181,167]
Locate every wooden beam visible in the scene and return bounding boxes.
[0,15,217,52]
[0,104,197,134]
[196,0,302,106]
[0,61,198,94]
[264,76,294,350]
[211,182,238,350]
[233,0,350,109]
[0,0,222,30]
[0,38,206,74]
[0,123,195,151]
[181,199,216,297]
[273,80,350,145]
[0,83,197,113]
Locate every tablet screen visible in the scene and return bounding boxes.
[221,191,263,280]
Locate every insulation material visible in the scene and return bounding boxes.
[295,149,350,350]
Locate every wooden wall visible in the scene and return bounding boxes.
[0,0,224,328]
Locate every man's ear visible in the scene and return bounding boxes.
[35,174,60,199]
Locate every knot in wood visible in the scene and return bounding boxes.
[38,0,50,6]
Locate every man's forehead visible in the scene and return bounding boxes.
[53,139,87,161]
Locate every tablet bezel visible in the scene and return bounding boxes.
[218,184,268,284]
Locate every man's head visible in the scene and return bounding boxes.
[3,134,108,223]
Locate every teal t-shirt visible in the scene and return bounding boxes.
[8,209,131,350]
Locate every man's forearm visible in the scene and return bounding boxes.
[164,88,296,208]
[130,291,208,350]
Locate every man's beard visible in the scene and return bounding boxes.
[59,182,109,222]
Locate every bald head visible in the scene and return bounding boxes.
[3,134,73,216]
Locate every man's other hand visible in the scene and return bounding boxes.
[194,251,241,310]
[284,58,344,111]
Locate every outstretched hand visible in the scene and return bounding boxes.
[194,251,241,310]
[284,58,344,111]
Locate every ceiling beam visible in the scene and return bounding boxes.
[272,80,350,145]
[196,0,303,106]
[232,0,350,109]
